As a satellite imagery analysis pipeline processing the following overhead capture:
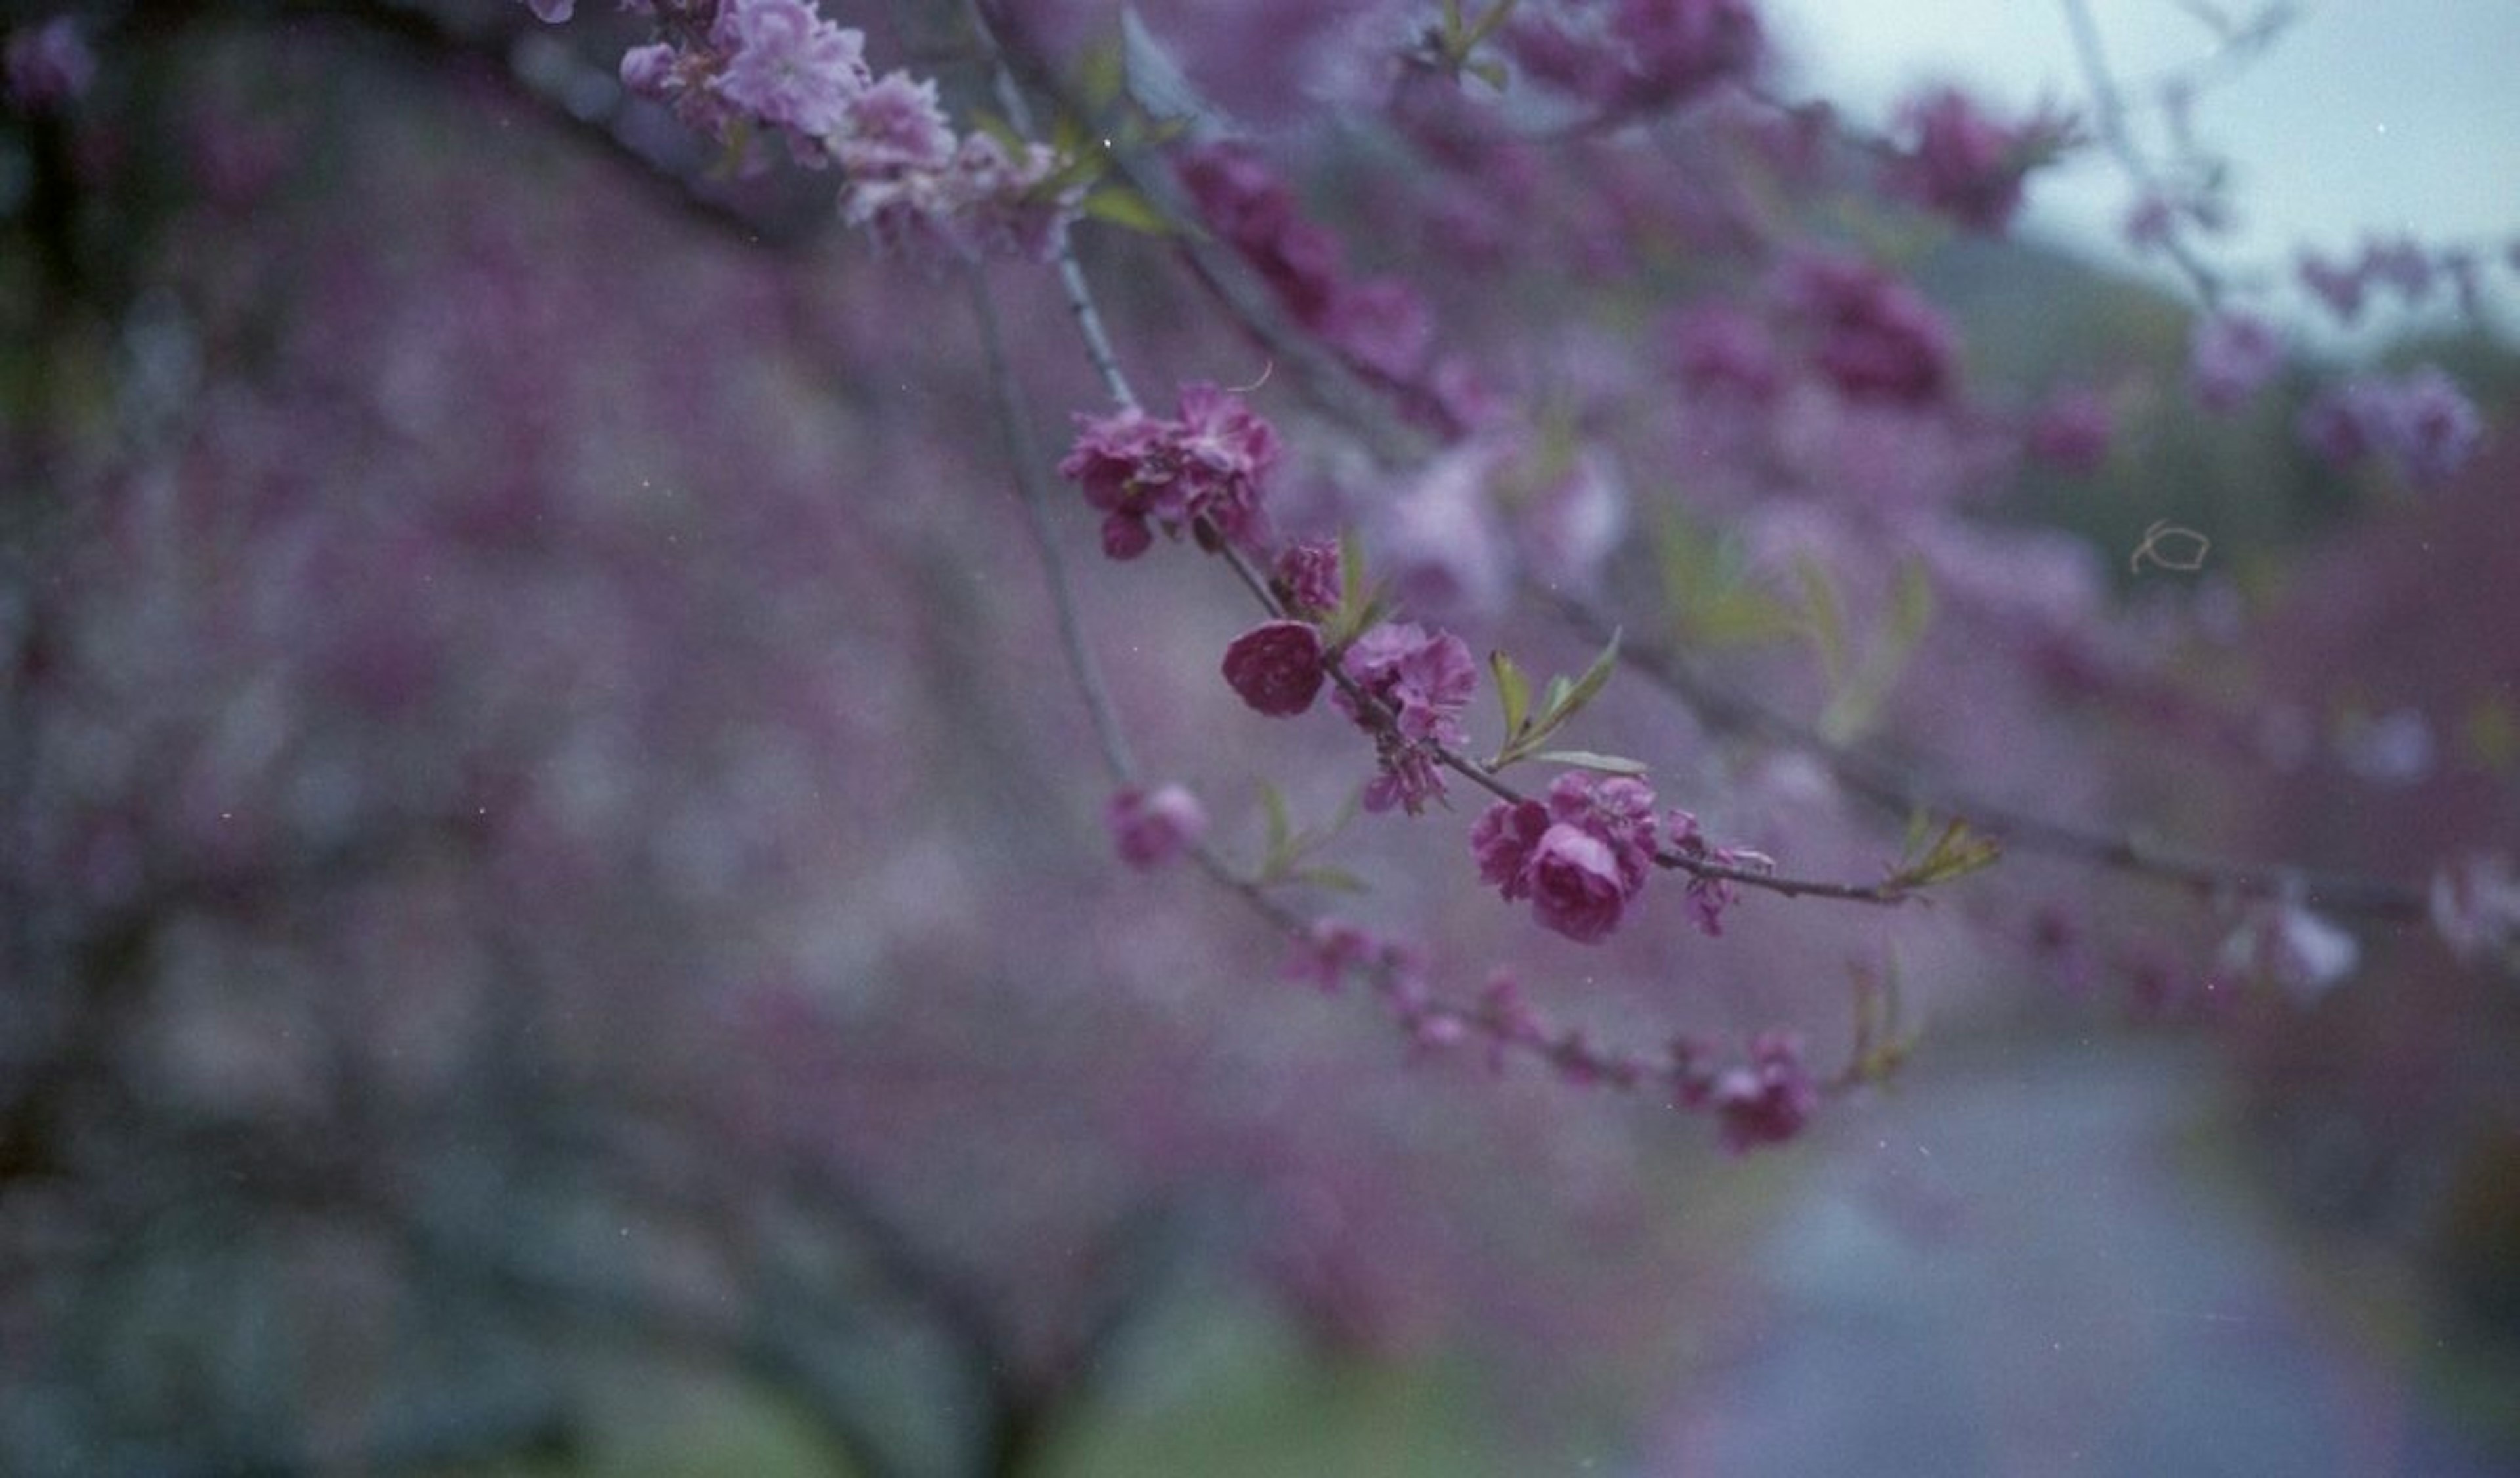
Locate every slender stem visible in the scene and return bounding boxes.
[1545,587,2428,923]
[967,268,1138,785]
[2056,0,2226,306]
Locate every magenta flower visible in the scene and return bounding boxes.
[1610,0,1763,110]
[1471,798,1552,897]
[1528,824,1629,943]
[1886,89,2072,235]
[1271,540,1341,618]
[1335,622,1476,746]
[1712,1032,1817,1153]
[1780,253,1955,405]
[1106,784,1206,870]
[1471,772,1661,944]
[1221,621,1328,717]
[1058,387,1282,559]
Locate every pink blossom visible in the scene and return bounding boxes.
[1270,539,1341,617]
[1712,1032,1816,1153]
[1885,89,2073,235]
[2188,311,2284,413]
[2296,367,2482,488]
[1106,784,1206,869]
[1058,387,1281,559]
[1780,253,1955,405]
[1527,824,1629,942]
[1221,621,1328,717]
[830,72,957,177]
[1609,0,1763,110]
[711,0,868,141]
[1334,623,1476,747]
[1471,772,1660,943]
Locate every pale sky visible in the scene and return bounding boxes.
[1765,0,2520,337]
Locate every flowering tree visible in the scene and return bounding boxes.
[3,0,2514,1472]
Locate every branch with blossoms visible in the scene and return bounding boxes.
[348,0,2515,1142]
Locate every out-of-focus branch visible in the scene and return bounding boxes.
[1545,587,2429,924]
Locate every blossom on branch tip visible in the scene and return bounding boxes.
[1222,621,1328,717]
[1106,784,1206,869]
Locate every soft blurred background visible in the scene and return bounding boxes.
[3,1,2516,1475]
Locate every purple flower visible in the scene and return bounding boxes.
[1057,388,1282,559]
[1780,253,1956,405]
[2296,366,2483,488]
[2189,311,2284,413]
[1712,1032,1817,1153]
[1106,784,1206,869]
[711,0,868,141]
[1527,824,1628,942]
[1335,622,1476,746]
[1471,798,1552,897]
[1271,540,1341,618]
[1609,0,1763,110]
[831,72,957,177]
[1221,621,1328,717]
[1885,89,2073,235]
[1471,772,1661,943]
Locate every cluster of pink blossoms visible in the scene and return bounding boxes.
[1472,772,1661,944]
[1060,385,1282,560]
[1331,623,1477,814]
[2296,366,2483,488]
[522,0,1075,261]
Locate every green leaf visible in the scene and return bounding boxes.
[1081,184,1170,234]
[1490,650,1531,741]
[1528,749,1649,776]
[1289,865,1370,895]
[1553,626,1622,725]
[1259,780,1292,862]
[1884,815,2002,892]
[1793,555,1847,687]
